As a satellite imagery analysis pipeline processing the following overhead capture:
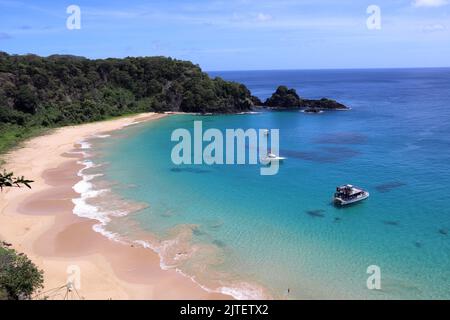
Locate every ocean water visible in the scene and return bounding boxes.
[85,69,450,299]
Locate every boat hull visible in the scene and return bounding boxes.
[334,192,370,206]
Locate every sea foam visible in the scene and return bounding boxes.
[71,138,270,301]
[71,140,126,244]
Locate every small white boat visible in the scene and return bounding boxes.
[301,109,324,114]
[263,129,270,136]
[262,153,286,162]
[334,184,369,206]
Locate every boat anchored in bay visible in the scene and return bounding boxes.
[262,153,286,163]
[334,185,370,206]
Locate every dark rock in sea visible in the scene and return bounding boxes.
[251,95,264,106]
[170,167,211,174]
[382,220,400,226]
[264,86,349,110]
[282,147,360,164]
[208,220,224,229]
[314,133,368,145]
[414,241,422,248]
[306,209,326,218]
[334,217,342,223]
[438,228,448,236]
[192,226,206,236]
[265,86,301,108]
[301,98,348,110]
[212,239,227,248]
[375,182,406,193]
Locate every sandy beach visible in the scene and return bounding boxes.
[0,113,230,300]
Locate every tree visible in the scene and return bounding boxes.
[14,85,39,114]
[0,170,33,190]
[0,244,44,300]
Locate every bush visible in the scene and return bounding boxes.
[0,244,44,300]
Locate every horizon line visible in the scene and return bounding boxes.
[3,51,449,73]
[206,66,450,73]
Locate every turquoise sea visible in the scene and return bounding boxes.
[85,69,450,299]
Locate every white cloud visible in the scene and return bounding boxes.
[412,0,448,7]
[255,13,273,22]
[421,23,446,32]
[230,12,273,24]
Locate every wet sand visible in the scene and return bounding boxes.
[0,113,231,300]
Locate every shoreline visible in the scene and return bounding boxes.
[71,117,272,300]
[0,113,231,300]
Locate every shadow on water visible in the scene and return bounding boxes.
[331,200,368,209]
[212,239,227,248]
[314,132,368,145]
[170,167,211,174]
[206,220,224,230]
[160,210,175,218]
[305,209,326,218]
[283,147,361,163]
[375,181,406,193]
[192,226,207,236]
[382,220,401,227]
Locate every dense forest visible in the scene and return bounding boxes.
[0,52,256,152]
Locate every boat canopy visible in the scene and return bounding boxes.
[336,185,364,196]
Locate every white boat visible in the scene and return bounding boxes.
[263,129,270,136]
[262,153,286,162]
[301,109,324,114]
[334,184,369,206]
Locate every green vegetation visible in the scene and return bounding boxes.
[0,124,48,154]
[0,172,36,300]
[0,243,44,300]
[0,170,34,190]
[0,52,256,153]
[0,172,38,300]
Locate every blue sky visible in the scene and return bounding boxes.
[0,0,449,70]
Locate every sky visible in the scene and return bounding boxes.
[0,0,449,70]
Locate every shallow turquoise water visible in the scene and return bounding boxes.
[95,69,450,299]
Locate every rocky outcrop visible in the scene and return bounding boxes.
[263,86,348,110]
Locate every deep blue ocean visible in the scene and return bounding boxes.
[90,69,450,299]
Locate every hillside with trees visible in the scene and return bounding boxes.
[0,52,255,152]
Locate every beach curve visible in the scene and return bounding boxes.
[0,113,231,300]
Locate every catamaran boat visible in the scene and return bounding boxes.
[334,184,369,206]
